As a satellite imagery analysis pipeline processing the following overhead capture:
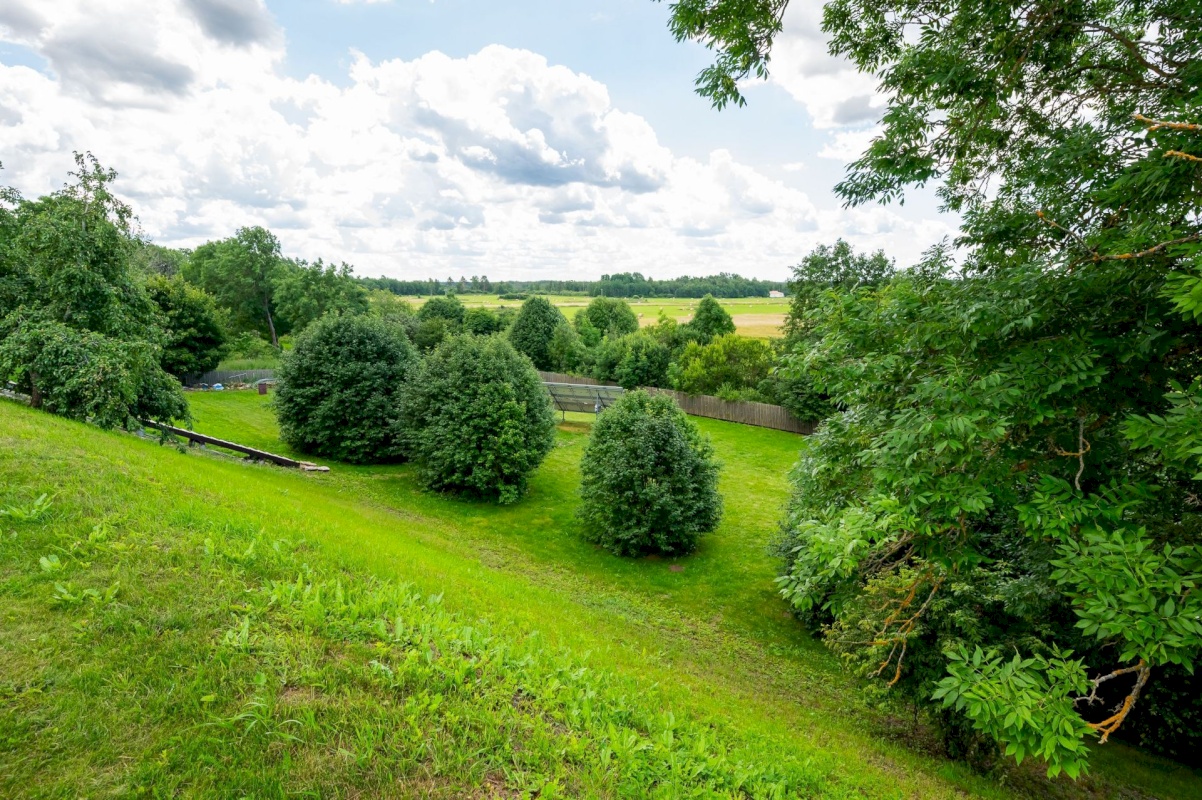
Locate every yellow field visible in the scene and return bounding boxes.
[408,294,790,339]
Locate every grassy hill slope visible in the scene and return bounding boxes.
[1,395,1197,798]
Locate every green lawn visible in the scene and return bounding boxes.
[2,393,1198,798]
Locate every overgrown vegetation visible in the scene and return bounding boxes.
[667,0,1202,777]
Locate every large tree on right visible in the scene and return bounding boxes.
[661,0,1202,776]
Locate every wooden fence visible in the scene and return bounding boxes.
[536,371,618,387]
[644,388,813,434]
[185,369,277,387]
[538,371,813,434]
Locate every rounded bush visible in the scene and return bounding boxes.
[578,390,722,556]
[399,334,555,504]
[418,294,466,325]
[275,314,416,463]
[578,296,638,337]
[508,296,566,370]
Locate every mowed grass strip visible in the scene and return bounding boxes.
[1,396,1196,798]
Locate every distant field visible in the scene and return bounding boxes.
[410,294,791,338]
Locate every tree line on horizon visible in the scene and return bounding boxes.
[358,271,787,299]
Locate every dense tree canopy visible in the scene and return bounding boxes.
[273,259,370,333]
[418,294,467,326]
[590,271,784,298]
[783,239,893,341]
[663,0,1202,776]
[576,297,639,338]
[185,226,286,347]
[144,275,227,378]
[670,334,772,399]
[0,154,187,428]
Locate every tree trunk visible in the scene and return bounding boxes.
[263,297,279,349]
[28,371,42,409]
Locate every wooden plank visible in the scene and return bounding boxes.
[141,420,330,471]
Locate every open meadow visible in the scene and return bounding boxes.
[2,392,1197,798]
[414,295,790,340]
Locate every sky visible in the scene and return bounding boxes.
[0,0,956,282]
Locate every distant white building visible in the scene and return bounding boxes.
[768,290,785,298]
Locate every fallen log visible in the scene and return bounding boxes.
[141,420,330,472]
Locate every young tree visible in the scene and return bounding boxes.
[683,295,735,344]
[669,334,772,397]
[399,335,556,504]
[508,295,567,370]
[274,314,416,463]
[578,390,722,556]
[418,294,467,326]
[0,153,187,428]
[613,333,670,389]
[273,258,370,333]
[577,296,639,338]
[185,226,285,347]
[145,274,228,378]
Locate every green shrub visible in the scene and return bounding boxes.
[399,334,555,504]
[463,306,504,335]
[274,314,416,463]
[578,390,722,556]
[418,294,466,325]
[614,333,670,389]
[225,330,277,360]
[683,295,734,344]
[669,333,772,396]
[508,296,566,370]
[577,296,639,338]
[145,274,227,377]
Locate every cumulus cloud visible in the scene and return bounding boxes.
[0,1,951,279]
[0,2,45,41]
[182,0,277,47]
[763,2,892,168]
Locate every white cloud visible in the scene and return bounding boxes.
[0,0,951,280]
[818,127,881,164]
[768,3,886,130]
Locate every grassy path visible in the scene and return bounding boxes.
[1,394,1197,797]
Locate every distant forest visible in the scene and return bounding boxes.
[359,271,786,298]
